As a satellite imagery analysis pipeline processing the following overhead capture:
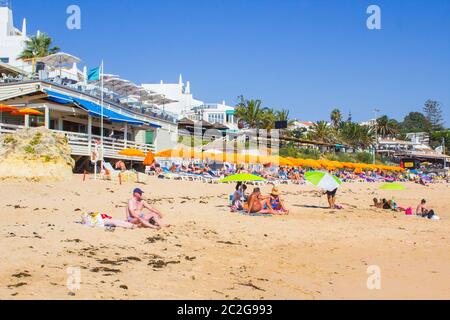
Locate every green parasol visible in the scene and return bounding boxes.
[220,173,267,183]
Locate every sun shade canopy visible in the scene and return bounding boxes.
[44,90,161,128]
[73,98,144,126]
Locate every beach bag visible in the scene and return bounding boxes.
[82,212,105,228]
[405,207,413,216]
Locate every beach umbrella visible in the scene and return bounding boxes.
[143,150,155,166]
[11,108,44,127]
[220,173,266,183]
[278,157,295,167]
[11,108,44,116]
[379,183,406,191]
[305,171,342,191]
[118,148,146,169]
[38,52,82,77]
[0,104,18,113]
[118,148,146,158]
[0,104,18,124]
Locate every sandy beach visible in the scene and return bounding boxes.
[0,176,449,300]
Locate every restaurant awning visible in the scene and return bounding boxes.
[73,98,145,126]
[44,89,161,128]
[45,90,73,104]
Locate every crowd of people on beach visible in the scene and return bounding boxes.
[372,197,441,220]
[143,160,450,186]
[230,182,289,215]
[81,158,447,230]
[80,179,442,231]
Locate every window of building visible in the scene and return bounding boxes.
[0,57,10,63]
[208,113,225,124]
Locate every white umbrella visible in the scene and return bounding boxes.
[114,83,140,96]
[305,172,342,192]
[102,79,132,96]
[39,52,82,76]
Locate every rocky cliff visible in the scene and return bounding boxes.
[0,127,75,181]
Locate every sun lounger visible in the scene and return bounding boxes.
[102,162,121,181]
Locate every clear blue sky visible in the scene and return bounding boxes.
[11,0,450,124]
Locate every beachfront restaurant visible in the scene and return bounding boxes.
[0,80,178,170]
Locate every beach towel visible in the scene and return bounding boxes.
[81,212,105,228]
[238,211,273,217]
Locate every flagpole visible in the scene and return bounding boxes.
[101,61,104,145]
[100,60,104,177]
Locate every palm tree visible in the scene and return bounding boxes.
[357,125,376,149]
[260,108,276,130]
[235,97,264,129]
[18,33,60,60]
[308,121,334,143]
[376,115,398,138]
[339,122,375,149]
[276,109,290,121]
[330,108,342,128]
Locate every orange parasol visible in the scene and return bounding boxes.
[0,104,18,113]
[11,108,44,116]
[143,150,155,166]
[118,148,146,158]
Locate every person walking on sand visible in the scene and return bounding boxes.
[127,188,168,229]
[325,188,338,209]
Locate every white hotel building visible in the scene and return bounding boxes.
[0,0,28,68]
[142,75,237,131]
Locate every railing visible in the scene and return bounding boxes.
[0,78,178,124]
[0,123,154,160]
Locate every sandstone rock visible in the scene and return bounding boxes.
[0,127,75,182]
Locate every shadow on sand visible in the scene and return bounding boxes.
[293,205,330,209]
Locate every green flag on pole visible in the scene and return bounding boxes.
[87,67,100,82]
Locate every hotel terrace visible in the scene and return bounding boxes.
[0,78,179,164]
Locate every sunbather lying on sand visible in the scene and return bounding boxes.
[81,213,136,229]
[127,188,169,229]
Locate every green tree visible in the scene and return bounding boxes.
[259,108,276,130]
[276,109,291,122]
[401,112,431,133]
[376,115,398,138]
[330,108,342,128]
[423,100,444,131]
[339,122,375,149]
[18,33,60,60]
[430,130,450,153]
[235,96,264,129]
[308,121,334,143]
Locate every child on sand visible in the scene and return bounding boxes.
[231,182,248,211]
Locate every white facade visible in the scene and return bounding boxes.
[0,2,28,68]
[405,132,430,146]
[290,120,315,132]
[360,119,377,127]
[183,102,238,131]
[142,75,204,117]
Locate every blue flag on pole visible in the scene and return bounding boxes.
[87,67,100,82]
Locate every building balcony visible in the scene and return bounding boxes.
[0,123,154,161]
